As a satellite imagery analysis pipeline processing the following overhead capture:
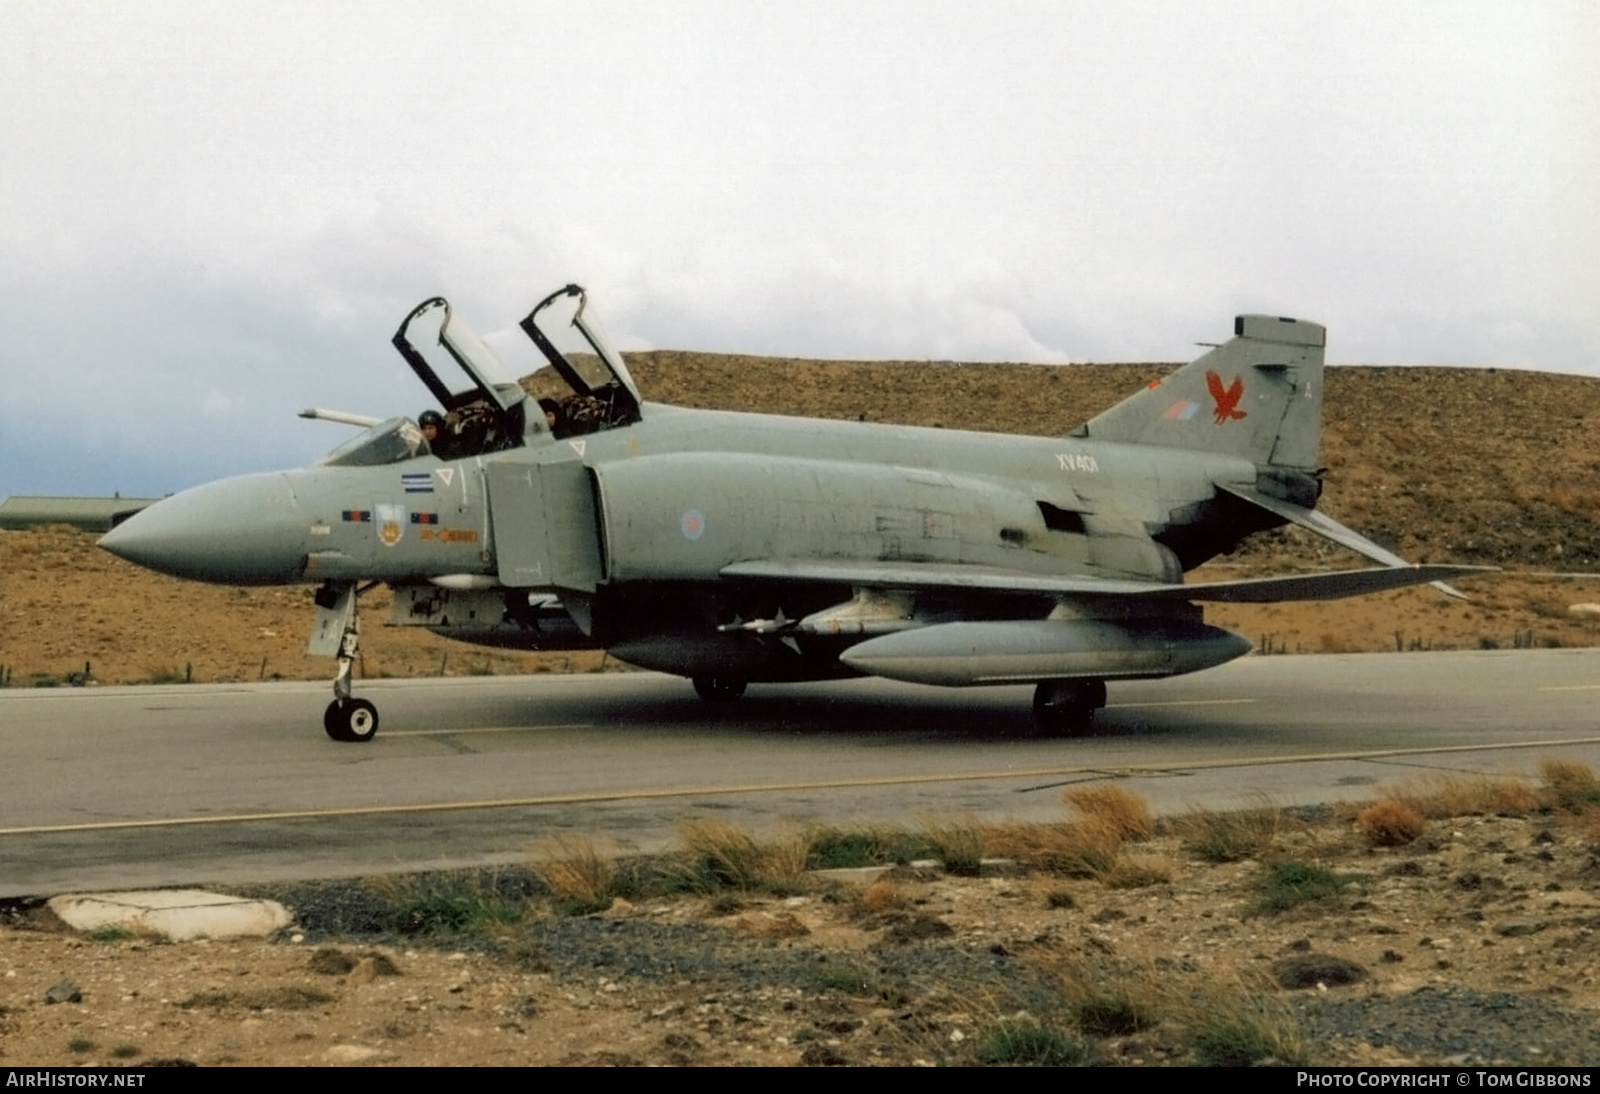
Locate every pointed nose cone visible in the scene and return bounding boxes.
[100,472,307,584]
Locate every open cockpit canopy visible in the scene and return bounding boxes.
[384,286,642,456]
[392,297,529,455]
[520,284,642,436]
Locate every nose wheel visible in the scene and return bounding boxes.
[324,698,379,742]
[312,580,382,743]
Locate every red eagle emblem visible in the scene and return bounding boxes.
[1205,370,1247,424]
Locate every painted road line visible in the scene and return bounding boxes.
[383,724,596,737]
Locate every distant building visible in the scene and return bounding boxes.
[0,495,160,533]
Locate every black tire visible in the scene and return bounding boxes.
[1031,679,1106,737]
[692,675,747,703]
[324,698,379,742]
[324,700,353,742]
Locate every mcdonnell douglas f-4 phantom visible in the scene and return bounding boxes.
[100,285,1487,742]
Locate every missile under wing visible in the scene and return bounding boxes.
[100,286,1490,741]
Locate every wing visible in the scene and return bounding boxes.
[720,557,1491,686]
[721,558,1491,604]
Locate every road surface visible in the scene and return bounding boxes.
[2,650,1597,894]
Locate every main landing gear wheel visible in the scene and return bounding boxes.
[324,698,379,743]
[692,675,748,703]
[1031,679,1107,737]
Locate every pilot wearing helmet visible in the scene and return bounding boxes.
[419,409,457,459]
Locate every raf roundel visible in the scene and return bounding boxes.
[680,508,706,541]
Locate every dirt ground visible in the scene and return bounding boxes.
[5,796,1600,1067]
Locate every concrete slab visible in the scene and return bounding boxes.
[48,890,291,941]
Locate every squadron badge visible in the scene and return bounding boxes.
[375,503,406,547]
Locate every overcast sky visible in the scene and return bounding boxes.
[2,1,1595,498]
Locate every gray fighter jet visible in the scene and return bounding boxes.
[101,284,1486,741]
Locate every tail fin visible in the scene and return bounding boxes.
[1078,315,1325,471]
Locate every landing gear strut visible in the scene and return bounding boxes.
[313,581,381,743]
[1031,679,1107,737]
[692,675,748,703]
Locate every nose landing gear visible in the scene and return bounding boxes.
[313,581,381,743]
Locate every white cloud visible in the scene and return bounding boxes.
[0,1,1594,496]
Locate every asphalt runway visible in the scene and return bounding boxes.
[4,649,1600,896]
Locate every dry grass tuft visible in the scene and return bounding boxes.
[1356,799,1426,847]
[861,879,906,914]
[1048,958,1163,1037]
[529,836,616,911]
[803,824,925,870]
[982,820,1122,879]
[678,819,769,890]
[1538,758,1600,813]
[1098,852,1175,889]
[1064,783,1153,841]
[979,786,1156,881]
[922,814,987,876]
[1387,772,1540,818]
[761,829,812,885]
[1183,987,1309,1066]
[677,819,808,892]
[1175,799,1283,863]
[1539,757,1596,788]
[970,1018,1087,1066]
[1042,955,1306,1065]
